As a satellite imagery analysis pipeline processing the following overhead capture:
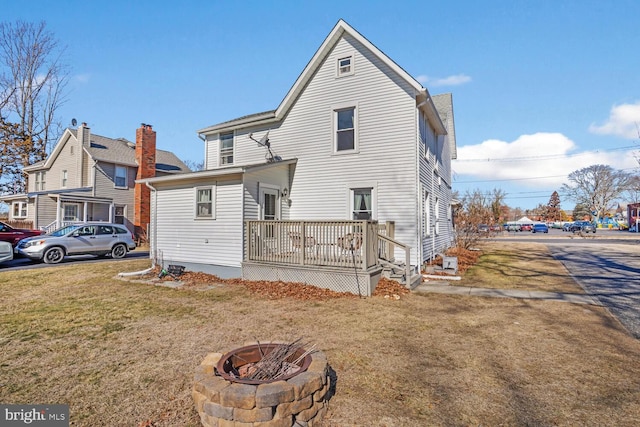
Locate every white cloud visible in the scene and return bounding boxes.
[453,132,638,188]
[417,74,471,87]
[589,101,640,139]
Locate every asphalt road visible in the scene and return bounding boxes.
[545,241,640,339]
[0,249,150,271]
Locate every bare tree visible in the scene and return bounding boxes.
[561,164,631,222]
[453,188,500,249]
[0,21,68,192]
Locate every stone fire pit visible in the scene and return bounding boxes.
[193,342,331,427]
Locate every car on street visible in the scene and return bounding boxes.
[505,224,522,232]
[0,241,13,264]
[562,222,574,232]
[532,223,549,233]
[520,224,532,231]
[15,223,136,264]
[478,224,490,233]
[0,221,44,246]
[568,221,596,233]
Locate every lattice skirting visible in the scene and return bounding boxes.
[241,262,382,297]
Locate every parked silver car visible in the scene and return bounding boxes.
[15,223,136,264]
[0,241,13,264]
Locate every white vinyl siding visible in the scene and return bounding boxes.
[155,180,243,267]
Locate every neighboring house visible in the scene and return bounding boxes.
[138,20,457,294]
[0,123,189,237]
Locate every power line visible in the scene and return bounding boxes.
[453,144,638,163]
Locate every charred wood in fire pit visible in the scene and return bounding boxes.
[245,338,315,381]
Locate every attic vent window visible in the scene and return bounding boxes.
[337,55,353,76]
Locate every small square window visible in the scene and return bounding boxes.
[337,55,353,76]
[13,202,27,218]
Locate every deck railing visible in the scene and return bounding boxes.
[245,220,379,270]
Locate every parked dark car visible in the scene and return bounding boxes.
[568,221,596,233]
[0,221,44,246]
[532,223,549,233]
[562,222,573,232]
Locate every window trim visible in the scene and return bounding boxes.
[114,165,128,189]
[219,132,234,166]
[423,188,431,237]
[336,54,354,77]
[333,103,358,154]
[195,185,216,220]
[61,170,68,188]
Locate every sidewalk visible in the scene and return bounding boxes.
[413,282,601,305]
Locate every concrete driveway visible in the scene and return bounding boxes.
[546,241,640,339]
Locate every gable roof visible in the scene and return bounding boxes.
[198,19,446,136]
[24,128,190,173]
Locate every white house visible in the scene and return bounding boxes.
[138,20,457,295]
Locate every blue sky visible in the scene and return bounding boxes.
[4,0,640,210]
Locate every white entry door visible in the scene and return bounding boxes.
[260,187,279,220]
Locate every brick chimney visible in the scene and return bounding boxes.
[134,123,156,238]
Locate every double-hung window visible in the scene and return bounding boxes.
[34,171,46,191]
[13,202,27,219]
[351,188,373,220]
[220,132,234,165]
[115,165,127,188]
[195,186,215,219]
[335,107,356,152]
[61,170,68,188]
[423,189,431,237]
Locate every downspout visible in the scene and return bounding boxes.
[145,181,158,267]
[415,105,423,269]
[92,159,98,197]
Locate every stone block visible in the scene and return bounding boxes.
[276,395,313,418]
[254,415,293,427]
[194,364,214,381]
[201,352,223,368]
[219,419,252,427]
[201,412,220,427]
[199,375,230,403]
[288,372,323,400]
[313,383,328,402]
[192,389,207,412]
[296,400,321,422]
[220,383,257,410]
[234,406,275,423]
[256,381,295,408]
[203,401,233,420]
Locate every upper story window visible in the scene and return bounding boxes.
[34,171,46,191]
[220,132,234,165]
[337,55,354,77]
[115,165,127,188]
[61,170,68,188]
[335,107,356,152]
[12,201,27,219]
[195,186,216,219]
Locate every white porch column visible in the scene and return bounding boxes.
[56,197,61,226]
[109,203,114,222]
[83,201,88,222]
